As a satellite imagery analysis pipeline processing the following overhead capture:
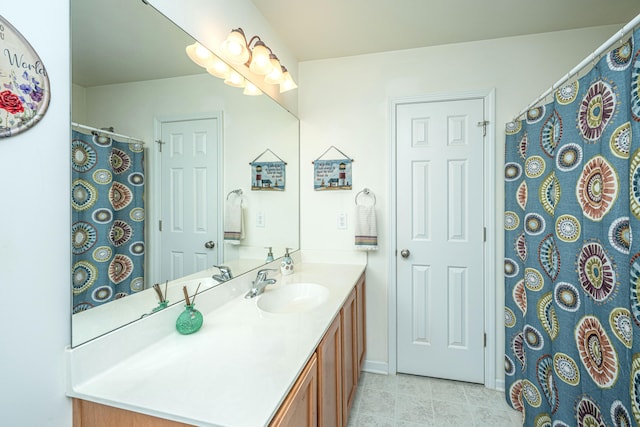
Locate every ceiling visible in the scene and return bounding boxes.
[72,0,640,88]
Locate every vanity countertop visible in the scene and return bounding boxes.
[67,259,366,427]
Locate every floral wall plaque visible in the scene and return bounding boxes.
[0,15,50,138]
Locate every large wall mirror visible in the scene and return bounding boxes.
[71,0,300,346]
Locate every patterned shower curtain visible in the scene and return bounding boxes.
[504,30,640,426]
[71,130,145,313]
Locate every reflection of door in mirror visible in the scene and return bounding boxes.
[157,116,222,283]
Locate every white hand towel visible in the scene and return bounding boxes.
[355,204,378,250]
[223,200,244,244]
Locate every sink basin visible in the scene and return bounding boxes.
[257,283,329,314]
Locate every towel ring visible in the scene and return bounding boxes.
[226,189,243,200]
[355,188,376,206]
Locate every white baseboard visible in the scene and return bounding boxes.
[362,359,388,375]
[495,379,505,392]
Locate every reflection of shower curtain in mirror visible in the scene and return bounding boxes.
[71,130,145,312]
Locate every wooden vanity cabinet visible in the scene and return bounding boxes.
[317,313,343,427]
[270,353,318,427]
[341,287,358,423]
[73,399,194,427]
[356,274,366,378]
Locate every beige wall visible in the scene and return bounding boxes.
[298,24,622,386]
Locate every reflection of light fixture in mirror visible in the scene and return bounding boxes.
[206,58,230,79]
[243,81,263,96]
[185,42,216,68]
[224,69,245,88]
[220,28,250,65]
[279,67,298,93]
[264,57,284,84]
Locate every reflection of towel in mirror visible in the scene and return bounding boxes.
[224,200,244,244]
[355,204,378,250]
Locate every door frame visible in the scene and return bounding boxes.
[387,90,497,388]
[149,112,224,285]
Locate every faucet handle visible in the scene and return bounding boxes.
[256,268,277,281]
[214,265,232,278]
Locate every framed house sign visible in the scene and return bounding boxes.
[313,146,353,191]
[0,15,51,138]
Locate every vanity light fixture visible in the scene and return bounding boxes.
[185,27,296,96]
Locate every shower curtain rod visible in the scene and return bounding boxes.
[72,122,145,145]
[514,12,640,121]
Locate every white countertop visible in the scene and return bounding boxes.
[67,257,366,427]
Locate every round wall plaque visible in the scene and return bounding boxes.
[0,14,51,138]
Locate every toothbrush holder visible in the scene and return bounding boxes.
[175,304,203,335]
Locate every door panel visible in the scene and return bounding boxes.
[160,118,219,281]
[396,98,485,383]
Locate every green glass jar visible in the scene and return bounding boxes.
[175,304,203,335]
[152,300,169,313]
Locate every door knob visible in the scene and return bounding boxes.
[400,249,410,258]
[204,241,215,249]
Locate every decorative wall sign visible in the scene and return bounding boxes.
[250,149,287,191]
[0,15,50,138]
[251,161,286,191]
[313,146,353,191]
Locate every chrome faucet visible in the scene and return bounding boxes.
[212,265,233,282]
[245,268,277,299]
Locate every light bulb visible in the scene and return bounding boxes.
[224,70,245,88]
[264,58,284,84]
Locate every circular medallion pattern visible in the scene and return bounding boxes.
[129,241,145,256]
[92,246,112,263]
[505,211,520,231]
[506,121,522,135]
[71,179,98,211]
[93,134,112,147]
[509,380,525,413]
[608,217,630,254]
[130,277,144,292]
[575,315,618,388]
[553,352,579,386]
[524,324,544,350]
[525,156,546,178]
[576,395,605,427]
[515,233,528,262]
[630,253,640,326]
[610,400,632,427]
[609,307,632,349]
[609,122,631,159]
[513,332,526,369]
[556,143,582,172]
[578,80,616,142]
[607,37,633,71]
[538,234,560,281]
[632,50,640,121]
[513,279,527,315]
[110,148,131,174]
[555,214,580,242]
[527,106,545,124]
[72,260,97,295]
[554,281,581,312]
[576,155,618,221]
[525,213,545,235]
[128,172,144,186]
[525,267,544,291]
[556,81,579,105]
[577,241,617,302]
[517,181,528,210]
[108,254,133,284]
[91,208,113,224]
[505,162,522,181]
[630,149,640,220]
[130,207,145,222]
[539,173,560,216]
[92,169,112,185]
[71,139,97,172]
[109,220,133,247]
[505,355,515,376]
[521,379,542,407]
[71,221,97,255]
[109,181,133,211]
[536,355,558,414]
[91,285,113,303]
[519,132,529,159]
[505,306,516,328]
[540,110,562,157]
[504,258,518,277]
[537,293,558,341]
[630,354,640,425]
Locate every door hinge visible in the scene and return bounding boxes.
[484,333,487,347]
[483,227,486,242]
[159,220,162,231]
[156,139,165,152]
[477,120,489,137]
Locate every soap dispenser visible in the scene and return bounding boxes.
[265,246,274,263]
[281,247,294,276]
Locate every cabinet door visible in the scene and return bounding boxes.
[317,314,343,427]
[356,273,366,377]
[270,353,318,427]
[73,399,193,427]
[341,289,357,422]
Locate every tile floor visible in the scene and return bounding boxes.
[346,372,522,427]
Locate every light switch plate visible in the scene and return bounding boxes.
[337,212,347,229]
[256,211,265,227]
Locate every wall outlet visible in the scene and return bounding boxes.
[337,212,347,229]
[256,211,265,228]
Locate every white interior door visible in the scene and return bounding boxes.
[396,98,485,383]
[160,117,220,281]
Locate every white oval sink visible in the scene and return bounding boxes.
[257,283,329,314]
